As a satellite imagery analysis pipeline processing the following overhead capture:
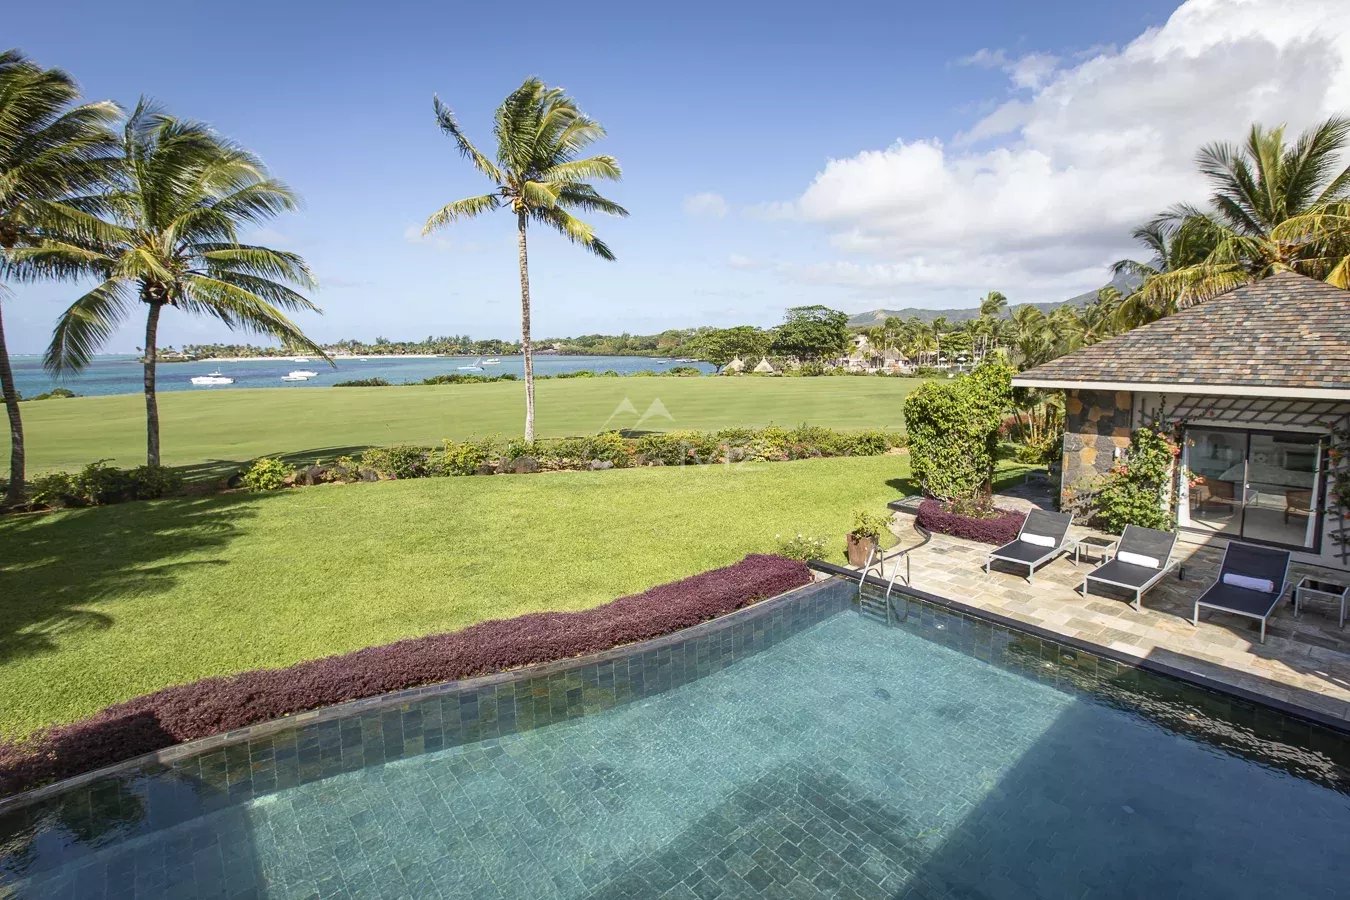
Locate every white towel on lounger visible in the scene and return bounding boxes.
[1223,572,1274,593]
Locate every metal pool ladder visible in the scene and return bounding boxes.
[857,520,932,625]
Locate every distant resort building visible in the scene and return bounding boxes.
[721,356,746,374]
[839,336,911,373]
[753,356,776,374]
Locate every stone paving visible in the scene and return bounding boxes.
[869,512,1350,723]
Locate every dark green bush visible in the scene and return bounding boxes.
[333,378,390,387]
[421,373,518,385]
[23,387,77,402]
[903,359,1014,501]
[127,465,183,500]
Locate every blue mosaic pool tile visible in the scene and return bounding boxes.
[5,577,1350,898]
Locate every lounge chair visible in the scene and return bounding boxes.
[1191,541,1292,643]
[984,510,1072,583]
[1080,525,1179,610]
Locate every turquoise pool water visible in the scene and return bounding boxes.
[5,598,1350,898]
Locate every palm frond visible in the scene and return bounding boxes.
[44,278,132,373]
[530,206,614,260]
[182,274,330,361]
[542,156,622,184]
[423,192,499,234]
[432,96,502,184]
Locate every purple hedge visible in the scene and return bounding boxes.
[916,498,1026,546]
[0,554,809,798]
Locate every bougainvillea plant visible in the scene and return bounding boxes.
[1092,425,1180,533]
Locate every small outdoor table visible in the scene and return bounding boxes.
[1072,535,1118,566]
[1294,576,1350,629]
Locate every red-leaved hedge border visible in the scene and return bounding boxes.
[0,554,810,798]
[916,498,1026,545]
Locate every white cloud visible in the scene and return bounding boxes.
[785,0,1350,302]
[726,253,760,269]
[682,192,729,218]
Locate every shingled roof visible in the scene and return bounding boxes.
[1013,271,1350,397]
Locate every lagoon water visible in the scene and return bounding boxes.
[9,354,715,399]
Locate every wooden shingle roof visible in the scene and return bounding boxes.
[1013,271,1350,396]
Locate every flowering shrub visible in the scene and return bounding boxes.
[916,498,1026,545]
[1092,426,1178,533]
[773,533,830,561]
[0,555,810,796]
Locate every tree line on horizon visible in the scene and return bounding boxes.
[2,44,1349,506]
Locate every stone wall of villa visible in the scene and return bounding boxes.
[1060,389,1135,504]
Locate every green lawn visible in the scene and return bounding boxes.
[0,454,1048,741]
[8,376,922,477]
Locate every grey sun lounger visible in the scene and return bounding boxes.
[1191,541,1292,643]
[1081,524,1180,610]
[984,510,1072,583]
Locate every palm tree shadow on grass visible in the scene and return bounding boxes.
[0,491,284,665]
[168,445,375,485]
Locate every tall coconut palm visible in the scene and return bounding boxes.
[35,101,324,466]
[423,77,627,441]
[1131,117,1350,308]
[0,50,118,504]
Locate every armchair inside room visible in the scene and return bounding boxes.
[1191,476,1240,513]
[1284,488,1313,523]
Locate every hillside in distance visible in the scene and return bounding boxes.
[846,273,1141,327]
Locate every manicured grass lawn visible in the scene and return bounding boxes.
[7,376,922,476]
[0,454,1032,740]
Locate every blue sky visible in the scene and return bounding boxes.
[8,0,1347,353]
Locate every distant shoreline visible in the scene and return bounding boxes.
[192,353,449,363]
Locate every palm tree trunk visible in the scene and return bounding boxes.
[0,298,24,505]
[516,209,535,442]
[143,300,162,466]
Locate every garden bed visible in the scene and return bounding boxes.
[915,498,1026,545]
[0,554,810,797]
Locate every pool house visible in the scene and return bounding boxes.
[1012,271,1350,573]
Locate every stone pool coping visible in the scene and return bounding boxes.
[0,577,838,816]
[810,559,1350,737]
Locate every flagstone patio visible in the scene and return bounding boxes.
[868,511,1350,723]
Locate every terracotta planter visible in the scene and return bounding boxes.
[845,533,878,567]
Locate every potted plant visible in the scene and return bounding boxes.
[845,510,889,566]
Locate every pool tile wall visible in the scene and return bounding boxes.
[860,585,1350,790]
[0,578,854,886]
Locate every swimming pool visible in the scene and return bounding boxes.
[3,578,1349,898]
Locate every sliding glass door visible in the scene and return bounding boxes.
[1184,427,1323,550]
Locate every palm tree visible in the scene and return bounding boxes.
[930,316,949,367]
[0,50,118,504]
[1130,117,1350,309]
[423,77,627,441]
[36,101,324,466]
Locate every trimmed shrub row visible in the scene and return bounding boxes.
[916,498,1026,545]
[242,426,904,490]
[390,426,899,475]
[0,554,811,797]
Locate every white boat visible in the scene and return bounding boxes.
[357,357,368,362]
[481,358,502,365]
[190,372,234,386]
[280,375,309,382]
[457,358,485,371]
[292,356,310,363]
[288,370,319,378]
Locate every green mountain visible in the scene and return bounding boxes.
[846,273,1140,328]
